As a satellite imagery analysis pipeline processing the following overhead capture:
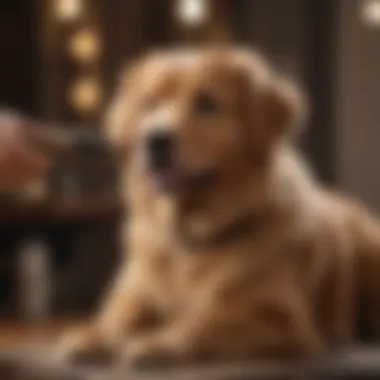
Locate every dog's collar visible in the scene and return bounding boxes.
[181,209,270,250]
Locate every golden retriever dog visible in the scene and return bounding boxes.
[59,47,380,366]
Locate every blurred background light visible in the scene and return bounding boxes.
[176,0,209,27]
[68,29,101,63]
[69,77,101,113]
[362,0,380,26]
[54,0,84,22]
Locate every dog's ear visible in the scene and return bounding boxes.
[254,76,305,141]
[236,52,306,157]
[104,59,143,158]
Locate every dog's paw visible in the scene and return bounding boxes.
[123,336,185,370]
[56,329,116,366]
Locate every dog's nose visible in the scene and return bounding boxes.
[146,131,175,167]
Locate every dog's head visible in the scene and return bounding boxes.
[106,48,305,194]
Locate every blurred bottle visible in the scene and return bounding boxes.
[17,238,53,324]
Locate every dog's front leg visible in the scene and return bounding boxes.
[57,263,157,364]
[123,295,324,367]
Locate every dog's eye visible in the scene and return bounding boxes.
[194,92,219,116]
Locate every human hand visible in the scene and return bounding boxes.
[0,111,50,190]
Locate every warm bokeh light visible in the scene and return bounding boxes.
[68,29,101,63]
[53,0,84,22]
[69,77,102,113]
[362,0,380,26]
[176,0,209,27]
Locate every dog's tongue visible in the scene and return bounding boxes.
[154,168,181,191]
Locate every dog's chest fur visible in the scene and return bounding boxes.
[130,199,321,321]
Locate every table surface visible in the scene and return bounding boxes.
[1,320,380,380]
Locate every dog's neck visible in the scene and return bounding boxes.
[174,145,318,248]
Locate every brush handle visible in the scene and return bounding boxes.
[25,121,112,157]
[0,109,111,157]
[26,122,111,157]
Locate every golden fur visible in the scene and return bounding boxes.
[59,48,380,365]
